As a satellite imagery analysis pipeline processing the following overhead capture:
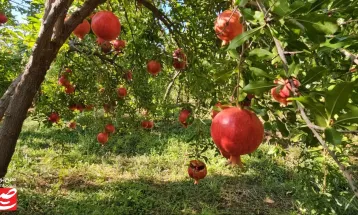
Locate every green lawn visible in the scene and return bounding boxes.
[3,118,357,214]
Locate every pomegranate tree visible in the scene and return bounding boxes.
[188,160,207,184]
[91,11,121,41]
[211,107,264,167]
[214,10,243,45]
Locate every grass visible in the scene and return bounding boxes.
[2,117,357,214]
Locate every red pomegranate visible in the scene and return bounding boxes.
[105,124,115,134]
[117,87,127,98]
[173,49,187,70]
[76,104,85,112]
[188,160,207,184]
[69,104,77,111]
[97,132,109,145]
[68,122,77,129]
[211,107,264,167]
[65,68,72,74]
[58,76,70,86]
[73,19,90,40]
[141,120,154,129]
[96,37,106,45]
[112,40,126,51]
[179,109,192,128]
[214,10,243,45]
[147,60,161,76]
[100,41,112,53]
[48,112,60,123]
[123,71,133,81]
[85,104,94,111]
[91,11,121,41]
[0,13,7,25]
[65,85,75,94]
[271,78,300,105]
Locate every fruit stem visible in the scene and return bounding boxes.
[230,155,244,169]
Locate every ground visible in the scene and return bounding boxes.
[2,118,357,214]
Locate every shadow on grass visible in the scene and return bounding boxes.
[14,174,293,215]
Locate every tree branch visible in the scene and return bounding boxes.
[163,70,181,102]
[339,48,358,65]
[138,0,181,47]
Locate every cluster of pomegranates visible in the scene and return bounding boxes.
[0,13,7,25]
[58,68,75,94]
[97,123,116,145]
[270,78,300,106]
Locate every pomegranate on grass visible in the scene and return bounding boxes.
[188,160,207,184]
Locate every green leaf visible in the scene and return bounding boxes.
[249,48,275,60]
[250,67,275,79]
[277,120,289,137]
[297,15,338,35]
[242,81,276,94]
[270,0,291,17]
[336,109,358,125]
[324,127,343,145]
[302,67,327,85]
[227,26,263,50]
[325,82,354,118]
[238,0,249,7]
[291,97,329,127]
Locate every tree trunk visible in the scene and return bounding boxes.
[0,74,22,121]
[0,0,105,179]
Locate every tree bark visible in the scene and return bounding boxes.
[0,74,22,121]
[0,0,105,179]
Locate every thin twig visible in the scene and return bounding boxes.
[339,48,358,65]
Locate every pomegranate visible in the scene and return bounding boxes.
[211,107,264,167]
[97,132,109,145]
[69,104,77,111]
[73,19,90,40]
[96,37,106,45]
[214,10,243,44]
[76,104,85,112]
[85,104,94,111]
[58,76,70,86]
[179,109,193,128]
[48,112,60,123]
[123,71,133,81]
[173,49,187,70]
[0,13,7,25]
[141,120,154,129]
[91,11,121,41]
[117,87,127,98]
[271,78,300,105]
[68,122,77,129]
[65,85,75,94]
[188,160,207,184]
[65,68,72,74]
[147,60,161,76]
[112,39,126,51]
[105,124,115,134]
[100,41,112,53]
